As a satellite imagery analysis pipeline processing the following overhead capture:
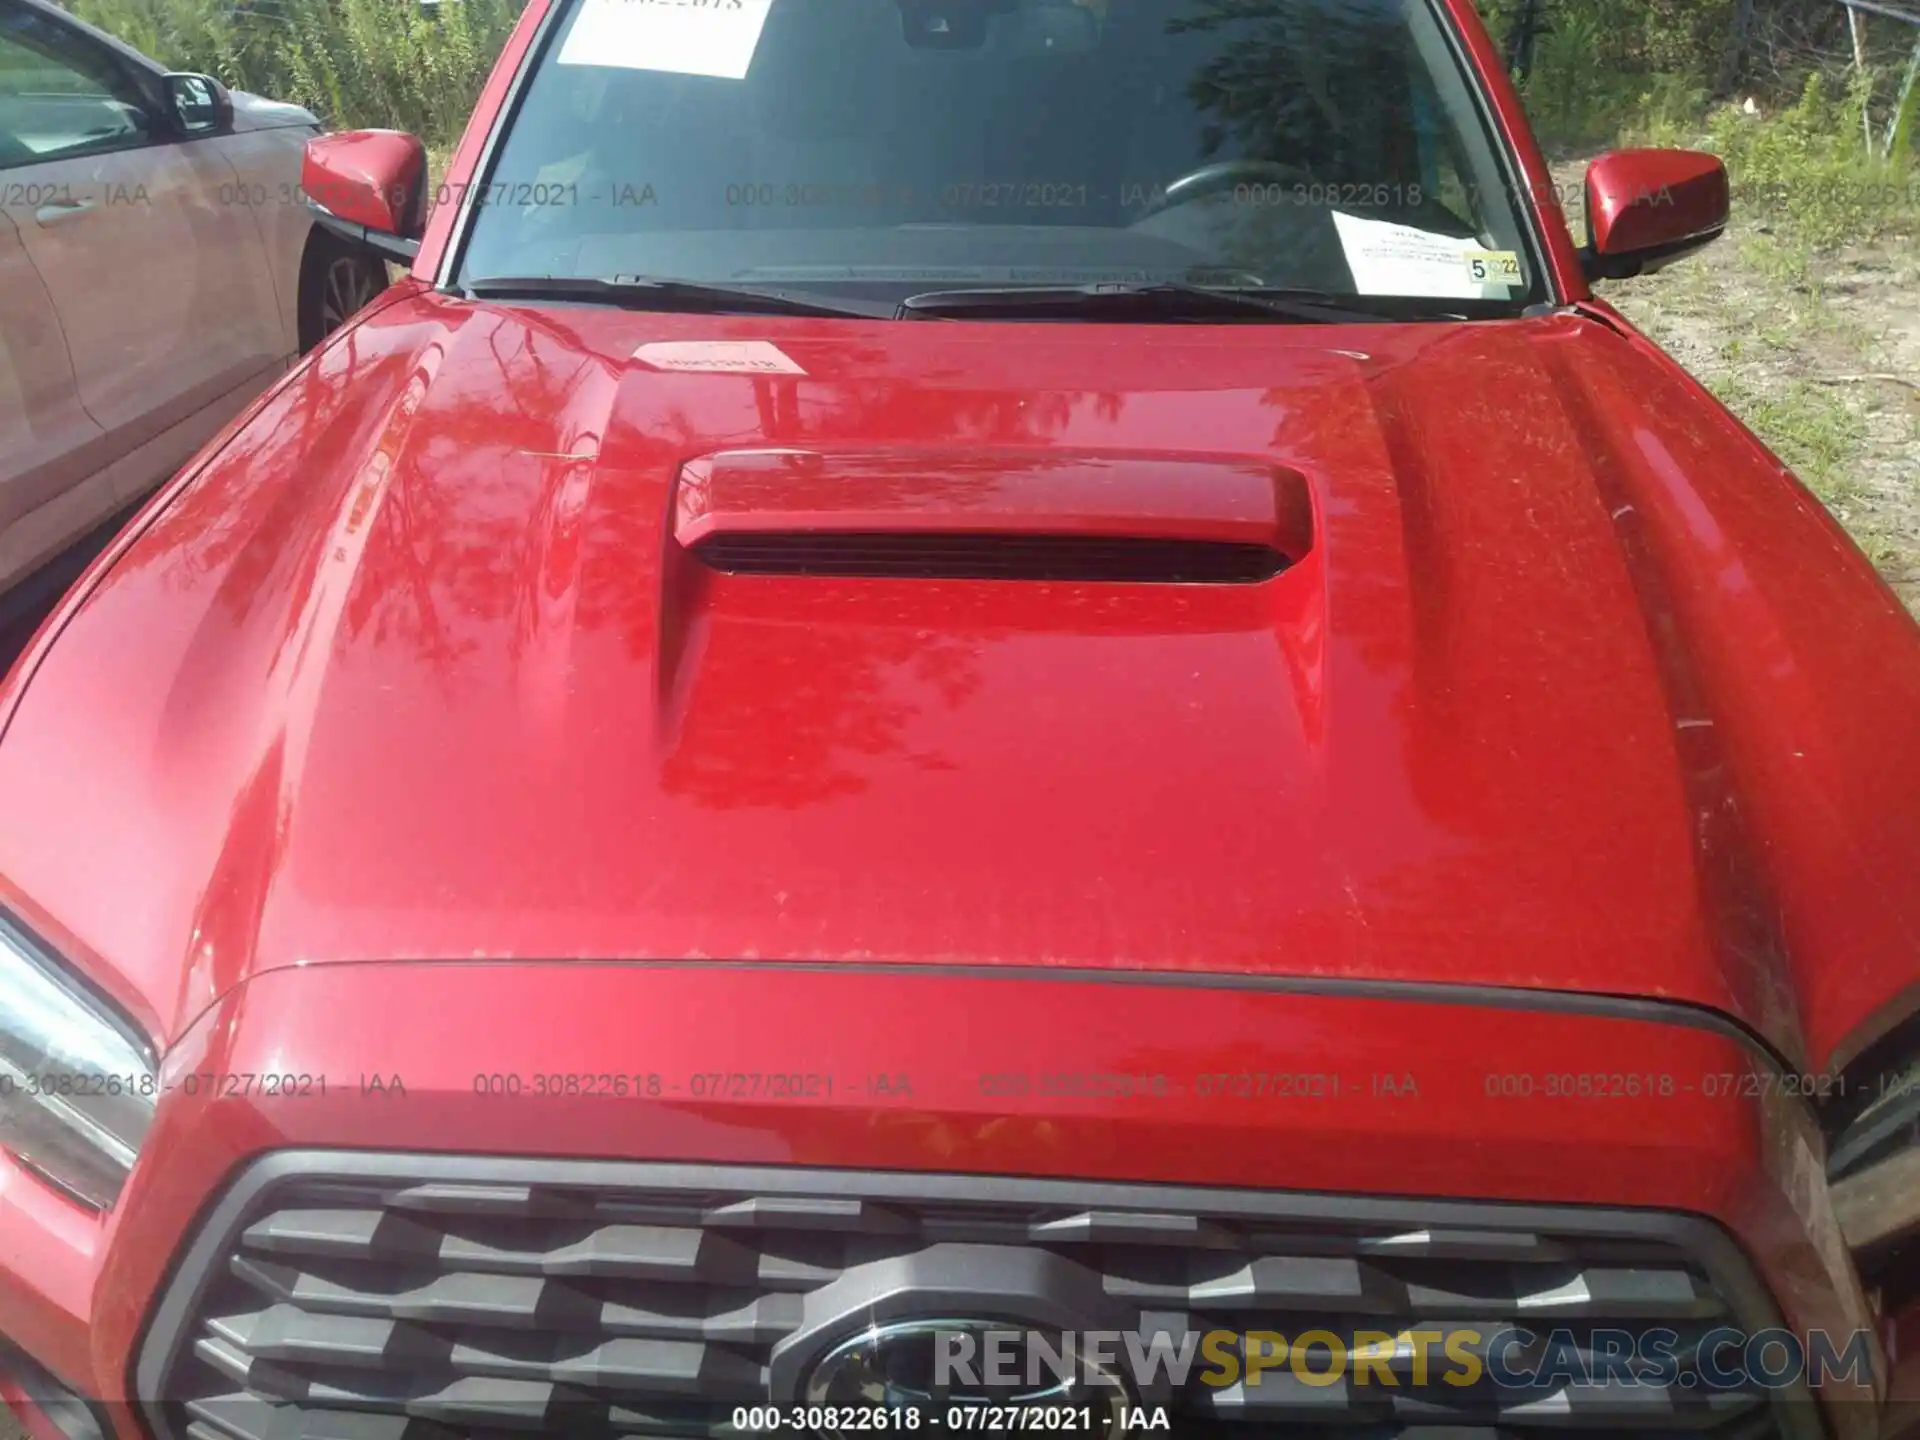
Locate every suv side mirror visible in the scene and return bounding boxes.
[1582,148,1729,281]
[302,130,429,263]
[163,72,233,136]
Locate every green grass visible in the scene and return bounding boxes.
[64,0,518,147]
[1700,74,1920,249]
[1549,69,1920,255]
[1709,374,1871,504]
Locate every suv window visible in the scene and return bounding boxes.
[0,3,153,170]
[459,0,1541,310]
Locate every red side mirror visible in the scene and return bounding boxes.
[1583,148,1729,280]
[302,130,429,259]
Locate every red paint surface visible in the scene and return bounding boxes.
[1586,148,1732,258]
[0,963,1882,1427]
[4,299,1914,1074]
[301,130,428,238]
[672,449,1313,555]
[0,293,1913,1435]
[0,1370,77,1440]
[0,2,1914,1433]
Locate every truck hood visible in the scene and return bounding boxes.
[3,290,1916,1069]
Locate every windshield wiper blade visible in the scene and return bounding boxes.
[897,281,1464,324]
[463,275,1475,325]
[464,274,892,320]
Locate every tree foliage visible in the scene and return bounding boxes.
[1479,0,1920,156]
[62,0,518,147]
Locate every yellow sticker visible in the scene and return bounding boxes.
[1464,250,1522,286]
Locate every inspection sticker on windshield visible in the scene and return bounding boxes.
[1465,249,1522,286]
[1331,211,1516,299]
[634,340,806,375]
[557,0,775,79]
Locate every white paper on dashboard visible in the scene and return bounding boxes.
[558,0,775,79]
[634,340,807,375]
[1330,210,1503,300]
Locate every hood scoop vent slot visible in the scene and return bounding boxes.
[674,448,1311,585]
[690,531,1286,583]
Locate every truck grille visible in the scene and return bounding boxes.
[138,1156,1801,1440]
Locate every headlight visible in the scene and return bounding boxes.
[0,913,156,1209]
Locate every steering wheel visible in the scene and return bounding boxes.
[1136,159,1315,219]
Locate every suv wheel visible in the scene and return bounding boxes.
[298,231,390,351]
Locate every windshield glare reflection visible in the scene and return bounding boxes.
[456,0,1541,312]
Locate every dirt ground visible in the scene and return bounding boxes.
[1556,158,1920,615]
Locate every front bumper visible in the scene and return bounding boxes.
[0,960,1884,1437]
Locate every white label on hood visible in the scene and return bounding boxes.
[1331,211,1511,299]
[634,340,806,374]
[558,0,774,79]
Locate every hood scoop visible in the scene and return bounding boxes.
[674,448,1312,584]
[690,531,1286,583]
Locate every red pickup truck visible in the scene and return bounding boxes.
[1,1,1916,1438]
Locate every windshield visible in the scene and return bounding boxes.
[455,0,1545,313]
